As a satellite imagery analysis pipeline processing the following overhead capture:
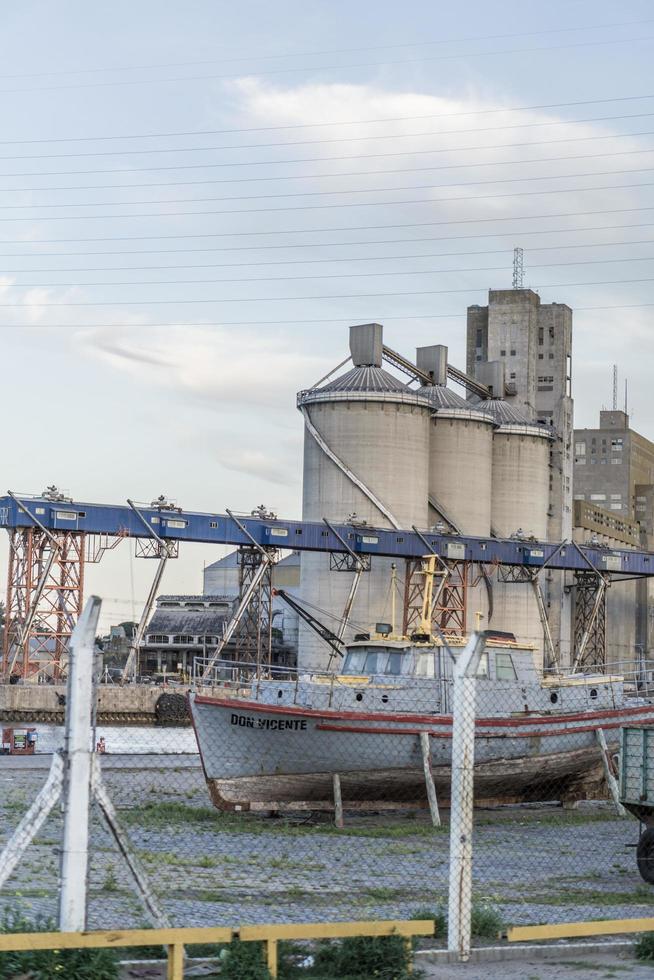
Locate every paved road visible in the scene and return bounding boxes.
[420,948,654,978]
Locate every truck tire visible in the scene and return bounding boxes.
[637,828,654,884]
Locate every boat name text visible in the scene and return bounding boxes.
[230,713,307,731]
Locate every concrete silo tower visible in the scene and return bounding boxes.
[416,345,495,537]
[297,323,431,670]
[484,397,551,653]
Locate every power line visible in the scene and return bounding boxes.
[3,35,654,96]
[1,222,653,258]
[5,115,654,162]
[3,165,654,210]
[3,19,652,82]
[1,207,654,245]
[5,149,654,196]
[2,276,653,306]
[2,303,654,329]
[1,179,654,222]
[3,238,652,273]
[1,130,654,179]
[4,98,654,147]
[7,95,654,147]
[5,254,654,289]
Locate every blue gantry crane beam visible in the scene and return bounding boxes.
[2,489,653,678]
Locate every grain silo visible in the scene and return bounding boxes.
[297,323,431,670]
[416,345,495,537]
[485,398,551,652]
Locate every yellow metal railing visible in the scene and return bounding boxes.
[508,917,654,942]
[0,919,435,980]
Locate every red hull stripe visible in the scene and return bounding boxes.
[316,714,654,739]
[193,693,654,728]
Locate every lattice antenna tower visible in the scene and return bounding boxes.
[512,247,524,289]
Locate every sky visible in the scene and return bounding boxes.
[1,0,654,628]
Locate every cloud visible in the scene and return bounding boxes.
[81,324,326,413]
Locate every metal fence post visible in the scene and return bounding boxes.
[447,632,485,961]
[59,596,102,932]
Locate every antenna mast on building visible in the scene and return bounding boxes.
[512,247,524,289]
[612,364,618,411]
[625,378,628,415]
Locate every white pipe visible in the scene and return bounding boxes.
[59,595,101,932]
[447,632,486,961]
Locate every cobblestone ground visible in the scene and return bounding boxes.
[1,758,652,934]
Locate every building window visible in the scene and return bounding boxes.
[575,459,586,465]
[538,353,544,359]
[510,348,516,356]
[549,353,554,359]
[575,443,586,456]
[500,349,506,356]
[610,504,623,510]
[611,458,622,464]
[538,327,544,345]
[476,328,483,347]
[148,635,169,644]
[610,494,622,500]
[173,635,194,644]
[209,521,218,528]
[509,372,516,379]
[590,494,606,501]
[574,494,585,500]
[611,439,623,450]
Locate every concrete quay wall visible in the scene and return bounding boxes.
[0,683,174,724]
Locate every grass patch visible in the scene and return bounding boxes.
[121,802,446,840]
[521,886,654,908]
[411,900,503,941]
[0,910,119,980]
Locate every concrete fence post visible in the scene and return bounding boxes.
[59,596,102,932]
[447,632,486,961]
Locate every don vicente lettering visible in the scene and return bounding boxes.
[230,713,307,732]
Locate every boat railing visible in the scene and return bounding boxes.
[191,655,437,708]
[546,658,654,697]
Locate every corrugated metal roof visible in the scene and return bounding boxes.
[482,399,550,435]
[417,384,472,410]
[145,606,232,637]
[418,384,494,421]
[319,365,409,393]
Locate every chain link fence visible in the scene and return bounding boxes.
[1,636,653,950]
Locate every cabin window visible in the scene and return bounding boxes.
[385,651,404,675]
[342,650,367,674]
[475,653,489,679]
[495,652,517,681]
[415,652,436,679]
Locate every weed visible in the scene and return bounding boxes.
[307,934,418,979]
[220,940,272,979]
[0,910,119,980]
[636,932,654,961]
[102,864,119,892]
[410,900,502,941]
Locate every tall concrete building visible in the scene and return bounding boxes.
[573,409,654,665]
[573,410,654,518]
[467,289,574,664]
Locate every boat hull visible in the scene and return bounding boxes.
[189,693,654,811]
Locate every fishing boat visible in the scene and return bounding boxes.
[189,626,654,812]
